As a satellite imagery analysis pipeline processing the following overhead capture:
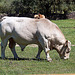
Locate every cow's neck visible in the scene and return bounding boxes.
[54,44,65,56]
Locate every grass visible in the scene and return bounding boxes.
[52,19,75,28]
[0,19,75,74]
[0,46,75,74]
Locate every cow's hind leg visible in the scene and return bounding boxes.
[1,39,8,59]
[9,38,19,59]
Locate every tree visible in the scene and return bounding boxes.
[0,0,75,19]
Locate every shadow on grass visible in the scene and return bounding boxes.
[0,57,46,61]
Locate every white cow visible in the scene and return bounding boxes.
[0,17,71,62]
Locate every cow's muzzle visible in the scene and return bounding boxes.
[60,56,69,60]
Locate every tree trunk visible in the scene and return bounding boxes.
[64,10,67,19]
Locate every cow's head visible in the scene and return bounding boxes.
[57,40,71,59]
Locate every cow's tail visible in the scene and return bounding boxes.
[0,17,4,38]
[0,22,2,38]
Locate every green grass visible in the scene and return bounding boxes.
[52,19,75,28]
[0,19,75,74]
[0,46,75,74]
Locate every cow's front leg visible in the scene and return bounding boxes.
[9,39,19,59]
[44,48,52,62]
[44,39,52,62]
[1,39,8,59]
[44,47,52,62]
[36,45,43,59]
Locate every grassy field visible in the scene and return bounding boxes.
[0,19,75,74]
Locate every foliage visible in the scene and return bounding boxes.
[0,0,14,13]
[0,0,75,18]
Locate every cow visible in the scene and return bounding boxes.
[0,16,71,62]
[34,14,45,19]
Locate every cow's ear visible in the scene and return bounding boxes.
[65,40,68,47]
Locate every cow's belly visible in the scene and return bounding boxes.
[14,37,37,45]
[13,37,37,45]
[12,31,37,45]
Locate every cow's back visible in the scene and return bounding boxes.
[0,17,66,45]
[36,18,66,45]
[0,17,38,44]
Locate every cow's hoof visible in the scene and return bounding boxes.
[36,57,41,60]
[14,57,20,60]
[1,57,7,60]
[21,49,24,51]
[47,58,52,62]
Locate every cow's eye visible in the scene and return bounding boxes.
[66,51,69,53]
[66,48,70,53]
